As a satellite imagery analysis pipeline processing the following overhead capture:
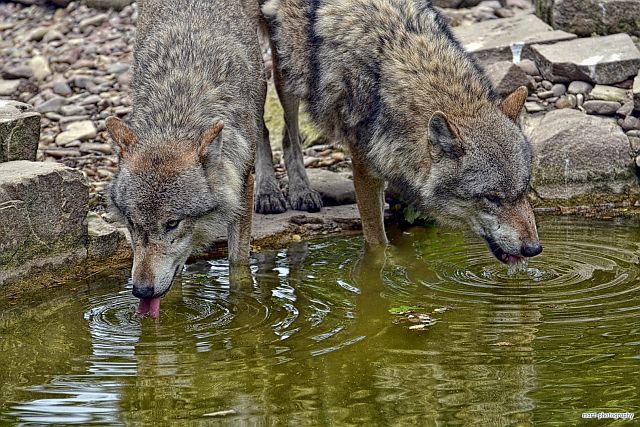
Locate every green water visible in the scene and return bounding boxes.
[1,216,639,425]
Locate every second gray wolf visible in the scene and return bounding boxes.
[263,0,542,264]
[106,0,263,316]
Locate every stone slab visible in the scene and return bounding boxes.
[526,109,635,200]
[535,0,640,37]
[453,14,576,64]
[485,60,531,97]
[0,161,89,286]
[306,168,356,206]
[0,100,40,162]
[531,33,640,84]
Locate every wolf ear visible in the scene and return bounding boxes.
[106,116,137,157]
[499,86,528,122]
[429,111,463,159]
[197,120,224,163]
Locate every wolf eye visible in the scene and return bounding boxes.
[166,219,181,231]
[484,195,502,206]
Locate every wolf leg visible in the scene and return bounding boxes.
[255,119,288,214]
[351,150,388,245]
[229,172,254,265]
[272,51,323,213]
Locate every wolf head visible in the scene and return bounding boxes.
[417,87,542,265]
[106,117,240,309]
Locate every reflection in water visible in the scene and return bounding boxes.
[0,216,638,425]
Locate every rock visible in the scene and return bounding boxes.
[538,90,555,99]
[83,0,135,10]
[43,30,64,43]
[306,168,356,206]
[79,13,109,30]
[35,96,66,114]
[55,120,97,145]
[25,26,50,42]
[485,61,530,97]
[453,15,576,64]
[526,109,635,200]
[541,80,553,90]
[0,161,89,287]
[568,81,593,95]
[106,62,130,74]
[28,55,51,81]
[620,116,640,131]
[551,83,566,97]
[589,85,629,103]
[555,94,576,109]
[0,80,21,96]
[0,100,40,162]
[576,93,584,107]
[518,59,539,76]
[617,101,634,117]
[535,0,640,37]
[53,81,72,96]
[87,212,120,260]
[79,142,113,154]
[583,100,621,115]
[1,65,33,80]
[531,34,640,84]
[80,94,102,105]
[59,105,87,116]
[525,102,545,113]
[633,72,640,110]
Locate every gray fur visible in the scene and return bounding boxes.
[263,0,542,262]
[108,0,263,298]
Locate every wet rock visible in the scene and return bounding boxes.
[583,100,621,116]
[486,60,530,97]
[28,55,51,81]
[589,85,628,103]
[568,81,593,95]
[531,34,640,84]
[555,94,576,109]
[0,161,89,287]
[453,15,576,64]
[306,168,356,206]
[0,80,20,96]
[535,0,640,37]
[526,108,635,200]
[55,120,97,145]
[0,100,40,162]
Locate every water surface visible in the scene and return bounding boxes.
[1,216,639,425]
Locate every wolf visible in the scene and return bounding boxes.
[262,0,543,265]
[106,0,264,317]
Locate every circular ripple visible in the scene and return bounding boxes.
[391,218,640,325]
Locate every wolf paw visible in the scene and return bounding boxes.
[254,189,288,214]
[289,188,323,213]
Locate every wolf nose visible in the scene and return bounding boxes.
[521,241,543,257]
[132,286,154,299]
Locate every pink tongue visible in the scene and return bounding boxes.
[137,297,161,318]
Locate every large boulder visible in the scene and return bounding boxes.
[531,33,640,84]
[535,0,640,36]
[306,168,356,206]
[0,161,89,286]
[453,14,576,64]
[526,109,635,200]
[0,100,40,163]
